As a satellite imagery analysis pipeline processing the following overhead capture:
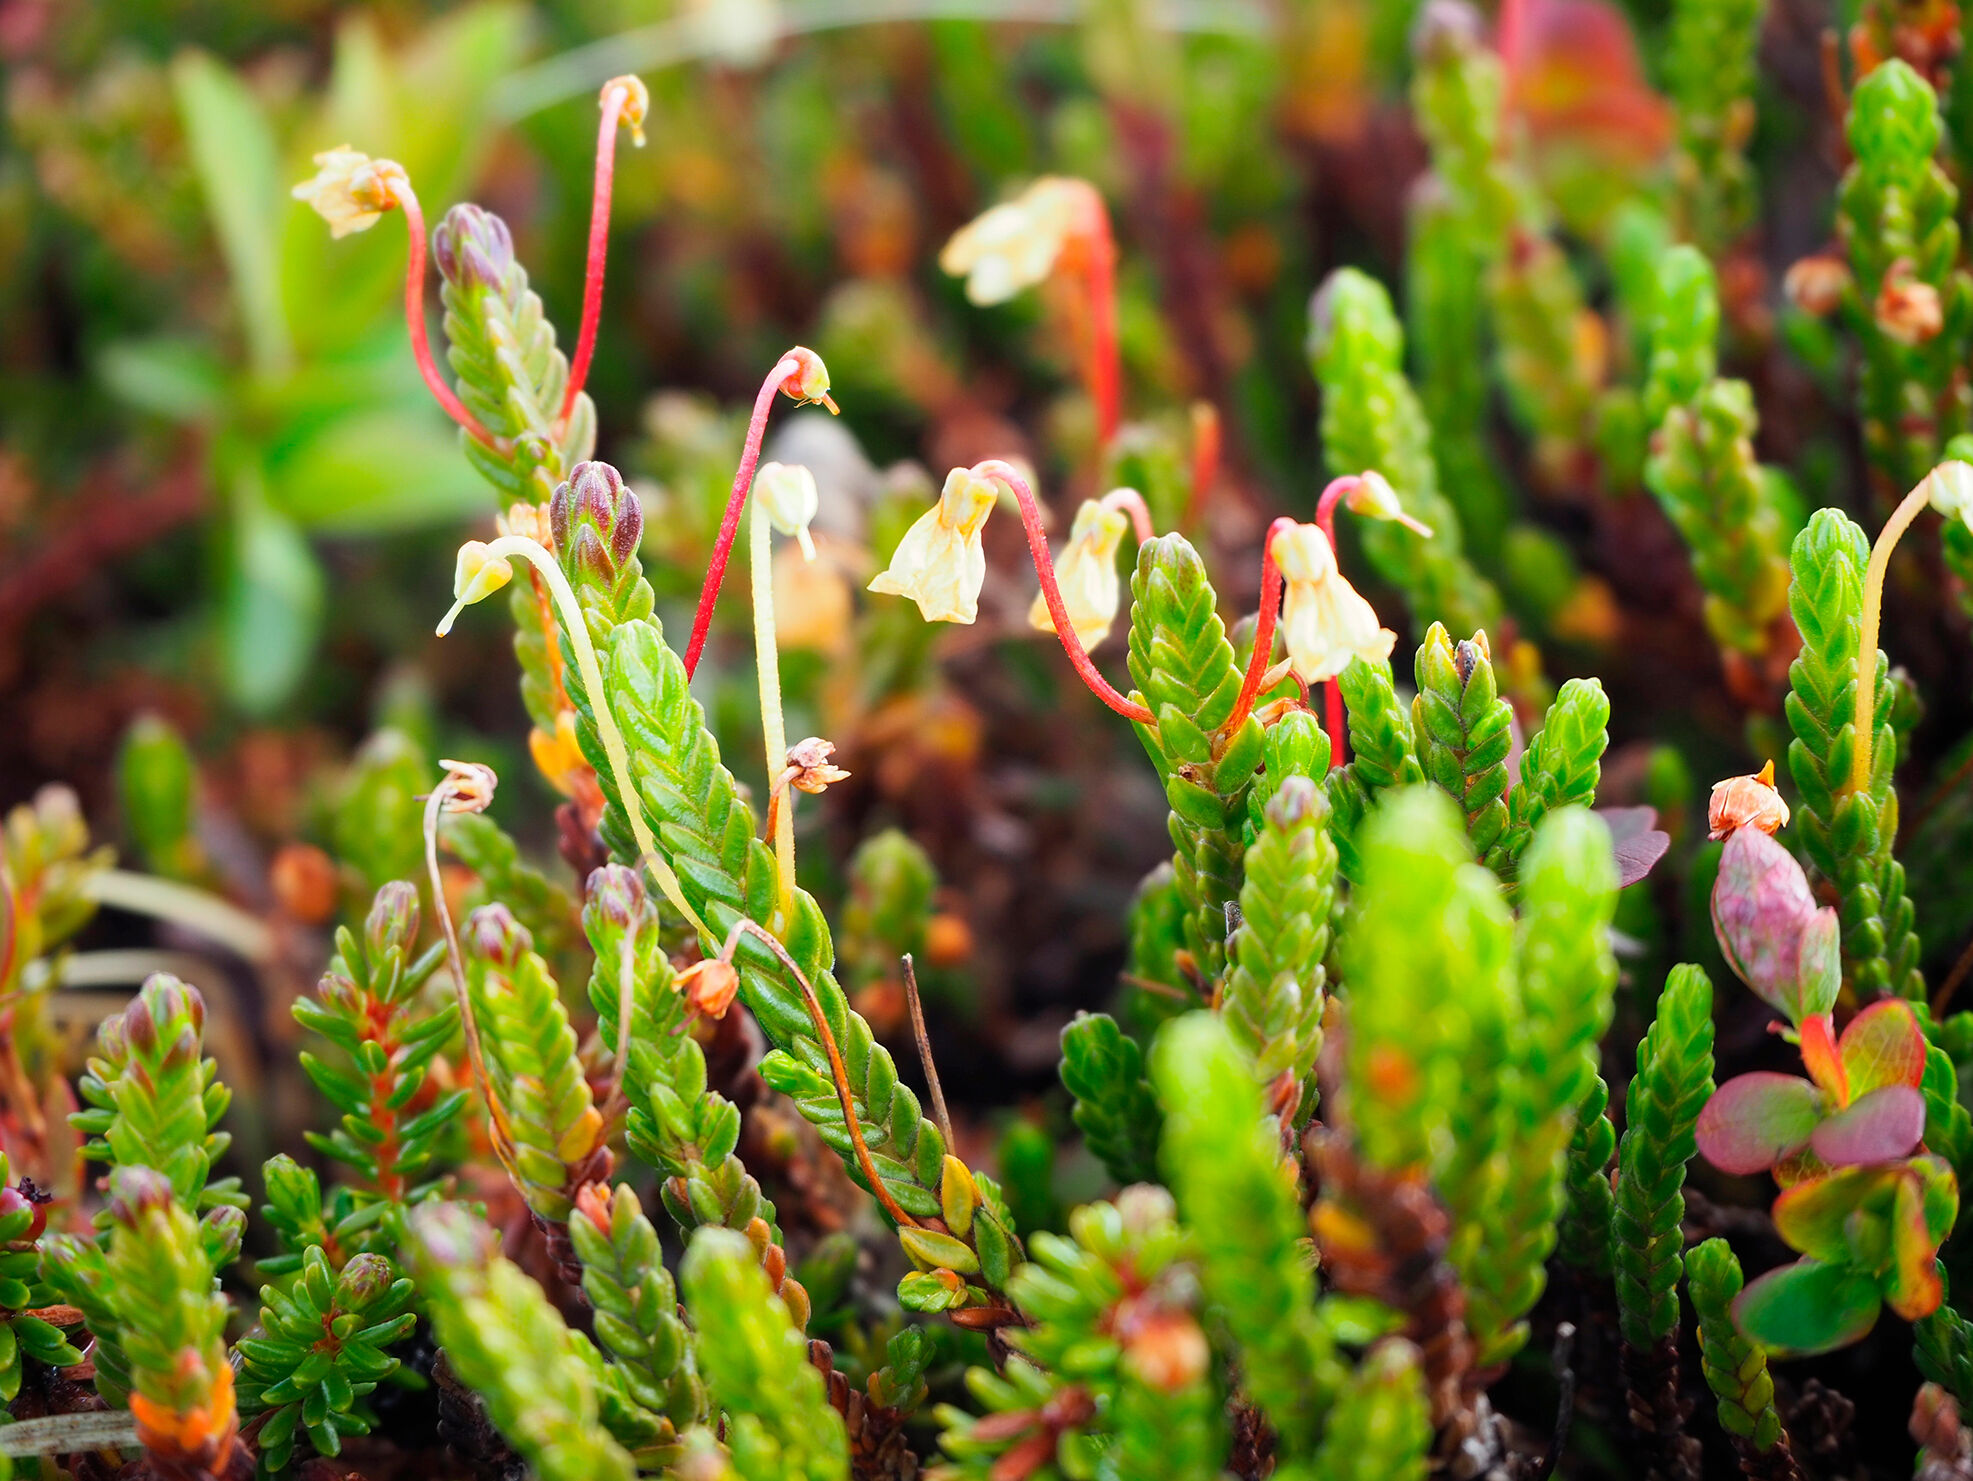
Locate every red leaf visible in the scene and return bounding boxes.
[1696,1073,1822,1176]
[1809,1084,1925,1168]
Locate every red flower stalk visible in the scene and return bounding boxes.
[1223,474,1376,753]
[973,458,1154,724]
[681,347,839,678]
[396,183,496,446]
[561,76,649,424]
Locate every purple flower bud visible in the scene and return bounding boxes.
[1710,826,1839,1024]
[336,1251,395,1307]
[366,881,421,964]
[463,903,530,966]
[585,864,645,929]
[433,203,514,292]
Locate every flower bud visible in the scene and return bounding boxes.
[551,461,641,568]
[1707,759,1790,840]
[1121,1309,1212,1393]
[755,461,821,561]
[463,903,530,967]
[105,1165,176,1227]
[1875,260,1944,345]
[335,1251,395,1308]
[1927,459,1973,532]
[1782,253,1851,318]
[291,147,407,238]
[432,203,514,292]
[364,879,422,964]
[584,863,646,929]
[437,542,515,636]
[780,346,838,413]
[1343,469,1435,537]
[573,1180,614,1236]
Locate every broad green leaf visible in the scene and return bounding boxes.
[266,408,491,533]
[1839,998,1928,1099]
[96,336,226,422]
[222,471,324,715]
[173,51,292,376]
[1732,1258,1882,1356]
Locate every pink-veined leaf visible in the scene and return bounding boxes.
[1731,1258,1883,1357]
[1696,1073,1822,1176]
[1796,908,1840,1021]
[1809,1084,1925,1168]
[1710,826,1819,1022]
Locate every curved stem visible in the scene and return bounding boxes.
[1852,477,1938,795]
[975,459,1155,724]
[561,82,631,423]
[440,534,713,940]
[1098,486,1155,544]
[750,499,798,927]
[395,185,496,445]
[726,918,922,1230]
[1222,517,1297,739]
[422,780,518,1167]
[683,356,801,677]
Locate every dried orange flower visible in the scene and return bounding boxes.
[785,737,851,795]
[436,759,499,815]
[1708,759,1790,840]
[676,957,740,1019]
[1875,260,1944,345]
[1782,254,1852,317]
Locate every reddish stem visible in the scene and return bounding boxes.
[1223,517,1298,739]
[397,186,495,445]
[1085,229,1121,447]
[562,83,630,423]
[1185,400,1220,527]
[975,459,1154,725]
[682,356,801,678]
[1314,478,1354,768]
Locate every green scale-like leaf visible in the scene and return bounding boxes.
[1125,533,1264,988]
[1411,622,1514,870]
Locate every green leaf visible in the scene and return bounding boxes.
[221,472,325,716]
[173,51,291,376]
[1732,1258,1883,1357]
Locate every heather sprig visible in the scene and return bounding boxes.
[0,1151,81,1404]
[292,880,461,1210]
[236,1247,415,1473]
[1058,1011,1163,1187]
[72,973,244,1215]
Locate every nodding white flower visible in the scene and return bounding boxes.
[868,468,1000,623]
[1030,499,1128,649]
[436,541,514,635]
[755,461,820,561]
[292,147,407,238]
[1272,522,1396,684]
[1927,459,1973,533]
[940,177,1096,306]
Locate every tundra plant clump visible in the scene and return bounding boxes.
[16,6,1973,1480]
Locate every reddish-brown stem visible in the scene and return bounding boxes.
[1316,475,1360,769]
[726,918,923,1230]
[562,83,630,423]
[976,459,1155,725]
[396,186,496,445]
[682,356,802,677]
[1222,516,1297,740]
